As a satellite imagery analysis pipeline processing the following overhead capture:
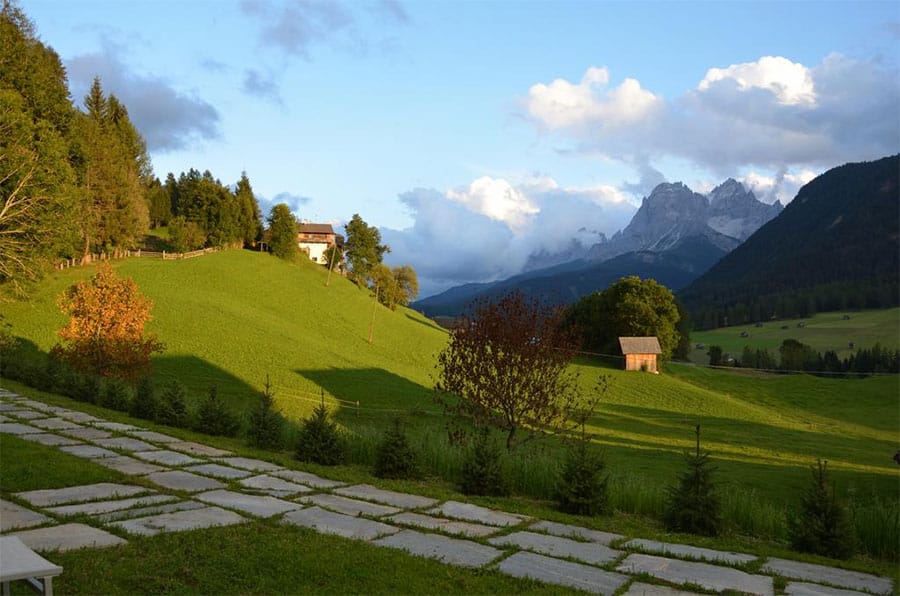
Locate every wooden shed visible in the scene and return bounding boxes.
[618,336,662,373]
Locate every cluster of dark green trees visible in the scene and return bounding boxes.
[722,340,900,375]
[0,4,263,293]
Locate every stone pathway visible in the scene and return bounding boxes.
[0,388,894,596]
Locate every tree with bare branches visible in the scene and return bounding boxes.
[435,291,603,450]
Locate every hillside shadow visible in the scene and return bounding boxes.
[152,355,262,409]
[404,313,447,333]
[295,367,437,423]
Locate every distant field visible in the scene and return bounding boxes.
[687,308,900,364]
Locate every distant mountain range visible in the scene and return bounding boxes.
[679,155,900,328]
[414,178,782,317]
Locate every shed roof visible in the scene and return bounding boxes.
[618,336,662,354]
[297,223,334,235]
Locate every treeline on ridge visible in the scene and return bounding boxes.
[0,3,263,293]
[712,340,900,375]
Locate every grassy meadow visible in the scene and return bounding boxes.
[2,249,898,559]
[687,308,900,364]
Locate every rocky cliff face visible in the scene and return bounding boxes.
[708,178,783,241]
[586,179,781,262]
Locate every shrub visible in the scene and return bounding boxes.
[556,439,609,516]
[71,374,101,404]
[157,381,189,427]
[247,377,285,450]
[460,428,510,496]
[373,419,420,479]
[100,379,131,412]
[130,377,158,421]
[295,403,346,466]
[789,460,857,559]
[664,426,722,536]
[194,386,241,437]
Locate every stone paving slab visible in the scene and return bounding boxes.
[4,410,47,420]
[334,484,438,509]
[18,432,83,447]
[623,582,702,596]
[212,456,281,472]
[617,554,773,596]
[167,441,232,457]
[374,529,503,568]
[624,538,757,565]
[490,530,622,565]
[16,483,150,507]
[60,427,113,441]
[387,512,500,538]
[427,501,529,527]
[299,494,401,517]
[0,499,54,532]
[111,506,246,536]
[761,558,892,595]
[282,506,400,541]
[58,411,99,424]
[0,403,21,411]
[499,551,630,595]
[0,414,7,422]
[12,399,55,412]
[47,494,176,517]
[0,422,41,434]
[143,470,225,493]
[94,500,206,522]
[92,422,141,432]
[59,444,118,459]
[238,474,313,496]
[12,523,127,552]
[185,463,254,480]
[95,437,159,452]
[127,430,180,443]
[196,489,302,518]
[529,520,624,545]
[272,469,345,489]
[786,582,871,596]
[93,455,168,475]
[30,417,82,431]
[133,449,203,466]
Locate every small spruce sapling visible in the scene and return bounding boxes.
[788,459,857,559]
[194,385,241,437]
[247,376,285,450]
[556,411,608,516]
[130,376,158,421]
[157,381,189,427]
[460,427,510,496]
[101,379,131,412]
[295,395,346,465]
[663,425,722,536]
[373,418,420,479]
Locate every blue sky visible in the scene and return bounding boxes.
[26,0,900,296]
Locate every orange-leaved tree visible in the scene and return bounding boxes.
[52,263,164,380]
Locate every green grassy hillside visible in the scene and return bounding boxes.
[3,250,897,519]
[3,250,448,420]
[687,308,900,364]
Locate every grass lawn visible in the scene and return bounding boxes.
[2,250,897,559]
[687,308,900,364]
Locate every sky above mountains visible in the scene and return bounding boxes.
[27,0,900,296]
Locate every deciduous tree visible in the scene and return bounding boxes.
[267,203,298,260]
[52,263,164,380]
[435,291,601,450]
[344,213,388,287]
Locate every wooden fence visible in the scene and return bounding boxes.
[56,246,226,270]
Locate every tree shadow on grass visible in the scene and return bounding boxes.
[152,354,262,412]
[294,367,438,425]
[404,313,448,334]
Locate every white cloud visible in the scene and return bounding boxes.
[382,176,636,297]
[699,56,816,107]
[526,67,663,132]
[525,55,899,174]
[739,169,818,204]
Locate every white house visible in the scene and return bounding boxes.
[297,223,343,264]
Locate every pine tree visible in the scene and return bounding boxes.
[460,428,510,496]
[194,385,241,437]
[267,203,298,260]
[247,376,285,450]
[130,376,158,420]
[788,460,857,559]
[373,419,420,479]
[295,401,346,465]
[157,381,189,427]
[663,425,722,536]
[556,421,608,516]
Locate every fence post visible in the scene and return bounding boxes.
[356,400,360,417]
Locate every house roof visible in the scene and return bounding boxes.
[618,336,662,354]
[297,223,334,235]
